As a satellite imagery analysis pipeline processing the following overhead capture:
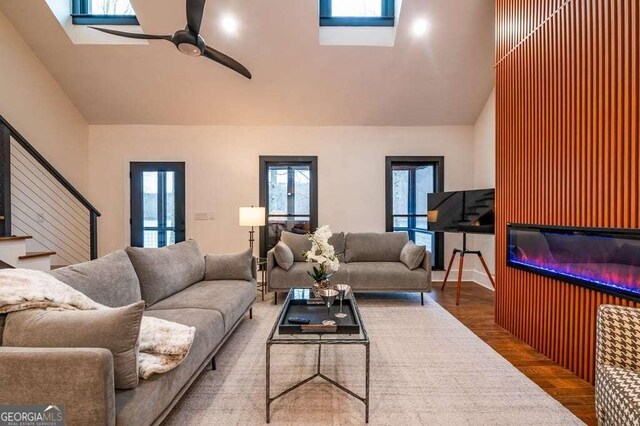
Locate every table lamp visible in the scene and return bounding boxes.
[239,206,265,251]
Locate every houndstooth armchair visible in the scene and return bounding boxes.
[596,304,640,425]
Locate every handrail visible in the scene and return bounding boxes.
[0,115,100,259]
[0,115,101,216]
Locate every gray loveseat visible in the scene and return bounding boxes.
[267,232,432,304]
[0,240,256,425]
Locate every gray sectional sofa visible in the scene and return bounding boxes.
[267,231,432,304]
[0,240,256,425]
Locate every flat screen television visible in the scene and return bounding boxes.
[427,188,495,234]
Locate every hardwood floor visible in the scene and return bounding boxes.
[429,281,597,425]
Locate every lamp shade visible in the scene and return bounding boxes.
[239,207,265,227]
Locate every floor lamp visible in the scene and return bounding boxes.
[239,206,265,254]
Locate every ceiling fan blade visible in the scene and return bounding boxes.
[89,27,172,40]
[186,0,206,34]
[203,46,252,79]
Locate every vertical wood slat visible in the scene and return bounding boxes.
[495,0,640,384]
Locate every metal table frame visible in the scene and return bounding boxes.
[256,257,267,301]
[265,289,370,423]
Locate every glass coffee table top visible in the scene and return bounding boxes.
[267,288,369,343]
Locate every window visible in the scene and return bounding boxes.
[319,0,395,26]
[130,162,185,248]
[385,156,445,269]
[72,0,139,25]
[259,156,318,257]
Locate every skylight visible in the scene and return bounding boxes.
[319,0,395,26]
[331,0,382,17]
[90,0,135,15]
[72,0,139,25]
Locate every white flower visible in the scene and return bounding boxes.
[302,225,340,272]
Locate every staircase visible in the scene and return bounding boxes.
[0,116,100,271]
[0,235,56,271]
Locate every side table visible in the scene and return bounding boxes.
[257,257,267,301]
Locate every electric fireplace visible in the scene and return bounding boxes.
[507,224,640,300]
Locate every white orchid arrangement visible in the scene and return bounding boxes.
[303,225,340,283]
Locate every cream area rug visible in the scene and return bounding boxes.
[163,293,583,425]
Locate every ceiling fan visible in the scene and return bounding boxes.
[89,0,251,79]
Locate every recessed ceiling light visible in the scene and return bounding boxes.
[220,13,239,36]
[411,18,430,38]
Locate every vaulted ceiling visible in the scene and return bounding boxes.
[0,0,494,125]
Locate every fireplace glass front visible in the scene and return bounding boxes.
[507,224,640,300]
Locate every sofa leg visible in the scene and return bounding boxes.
[421,292,424,305]
[273,292,277,305]
[249,308,253,319]
[211,356,216,371]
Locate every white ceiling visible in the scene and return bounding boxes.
[0,0,495,125]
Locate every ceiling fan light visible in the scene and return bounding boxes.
[177,43,201,56]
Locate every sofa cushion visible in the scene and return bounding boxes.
[347,262,429,290]
[331,232,346,263]
[147,280,255,333]
[50,250,141,307]
[280,231,311,262]
[269,262,350,291]
[116,308,225,425]
[204,249,253,281]
[345,232,409,263]
[400,241,426,270]
[274,241,294,271]
[281,230,346,262]
[3,301,144,389]
[126,240,205,306]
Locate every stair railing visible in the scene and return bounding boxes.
[0,115,100,261]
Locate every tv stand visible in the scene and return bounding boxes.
[441,233,495,305]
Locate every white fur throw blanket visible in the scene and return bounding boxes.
[0,269,195,379]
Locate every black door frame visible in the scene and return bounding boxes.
[259,156,318,258]
[130,162,186,248]
[385,156,445,270]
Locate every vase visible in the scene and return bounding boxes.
[312,279,330,297]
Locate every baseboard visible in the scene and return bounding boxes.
[432,269,495,291]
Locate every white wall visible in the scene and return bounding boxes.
[470,87,496,288]
[0,10,88,192]
[88,125,475,258]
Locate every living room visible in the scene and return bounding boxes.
[0,0,637,425]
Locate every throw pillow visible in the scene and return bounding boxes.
[126,240,205,306]
[400,241,426,270]
[3,301,145,390]
[274,241,294,271]
[204,248,253,281]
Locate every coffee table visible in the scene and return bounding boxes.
[265,288,370,423]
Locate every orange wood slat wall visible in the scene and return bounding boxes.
[495,0,640,384]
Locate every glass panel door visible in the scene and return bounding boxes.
[131,162,185,248]
[391,164,435,250]
[266,165,311,251]
[259,157,318,257]
[386,156,444,269]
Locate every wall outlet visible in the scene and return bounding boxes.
[194,212,208,221]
